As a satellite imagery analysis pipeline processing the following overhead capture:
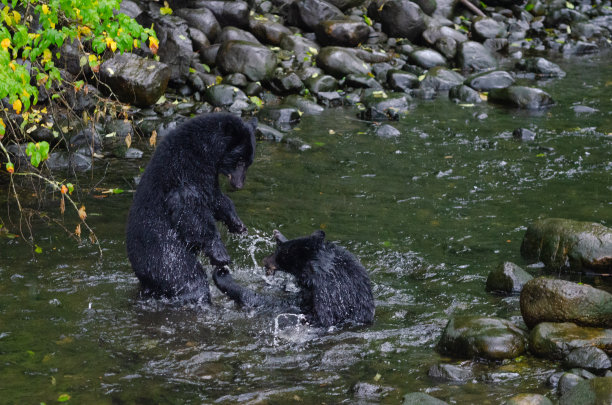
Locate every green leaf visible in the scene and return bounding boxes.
[57,394,71,402]
[363,15,372,26]
[112,188,124,194]
[249,96,263,108]
[201,63,210,73]
[565,1,574,9]
[160,6,173,15]
[525,3,535,11]
[34,245,42,254]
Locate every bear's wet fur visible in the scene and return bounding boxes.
[213,230,375,327]
[126,113,257,303]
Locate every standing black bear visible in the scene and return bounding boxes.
[126,113,257,303]
[213,230,375,327]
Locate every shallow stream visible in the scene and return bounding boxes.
[1,52,611,404]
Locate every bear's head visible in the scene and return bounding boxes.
[263,230,326,276]
[219,118,257,189]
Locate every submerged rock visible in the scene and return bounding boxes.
[564,346,612,374]
[437,316,527,360]
[99,53,170,107]
[360,90,412,121]
[502,393,553,405]
[520,218,612,273]
[520,278,612,328]
[559,377,612,405]
[420,67,465,91]
[457,41,497,72]
[449,85,482,104]
[465,70,515,91]
[515,57,566,78]
[428,363,474,381]
[528,322,612,360]
[402,392,449,405]
[488,86,555,109]
[203,84,248,107]
[486,262,533,295]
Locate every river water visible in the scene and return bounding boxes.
[1,52,610,404]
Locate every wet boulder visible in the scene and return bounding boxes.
[488,86,554,109]
[564,346,612,374]
[256,123,285,142]
[345,73,382,89]
[486,262,533,295]
[360,90,412,121]
[409,48,447,69]
[249,16,292,46]
[472,17,508,42]
[268,71,304,95]
[387,70,420,92]
[174,7,220,42]
[284,95,325,115]
[435,37,458,60]
[372,0,426,42]
[513,128,536,141]
[45,152,92,172]
[326,0,366,10]
[296,0,344,31]
[203,84,248,107]
[503,394,553,405]
[216,40,277,81]
[258,105,301,131]
[316,46,371,78]
[420,67,465,91]
[315,20,370,47]
[99,53,170,107]
[457,41,497,72]
[520,218,612,273]
[437,316,527,360]
[412,0,437,15]
[217,26,260,44]
[449,85,482,104]
[559,377,612,405]
[422,26,468,47]
[376,124,401,138]
[280,33,320,58]
[515,57,566,78]
[428,363,474,382]
[528,322,612,360]
[402,392,449,405]
[465,70,515,91]
[304,74,338,94]
[200,0,250,28]
[520,278,612,328]
[558,373,587,397]
[136,12,193,83]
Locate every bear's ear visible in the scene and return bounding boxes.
[310,230,325,248]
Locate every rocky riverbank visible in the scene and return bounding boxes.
[3,0,611,171]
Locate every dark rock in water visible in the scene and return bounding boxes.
[284,95,325,115]
[345,73,383,89]
[217,26,260,44]
[99,53,170,107]
[562,40,599,55]
[124,148,144,159]
[305,74,339,94]
[268,71,304,95]
[529,322,612,360]
[249,16,292,46]
[435,37,458,59]
[465,70,514,91]
[175,7,220,42]
[520,218,612,273]
[512,128,536,141]
[58,39,91,77]
[428,363,474,381]
[402,392,449,405]
[409,48,447,69]
[200,44,220,65]
[502,393,553,405]
[316,46,371,78]
[372,0,426,42]
[387,70,420,92]
[199,0,250,29]
[297,0,344,31]
[46,152,92,172]
[317,91,344,107]
[101,119,133,153]
[422,26,468,47]
[420,66,465,91]
[437,316,527,360]
[351,382,386,400]
[255,123,285,142]
[564,347,612,374]
[489,86,554,109]
[376,124,401,138]
[360,90,412,121]
[457,41,497,72]
[472,17,508,42]
[203,84,248,107]
[486,262,533,295]
[326,0,366,10]
[412,0,437,16]
[520,278,612,329]
[483,38,508,53]
[558,373,586,397]
[188,27,211,55]
[515,57,566,78]
[65,85,100,113]
[280,33,320,56]
[258,106,301,130]
[449,85,482,104]
[315,19,370,47]
[559,377,612,405]
[216,40,276,81]
[136,12,193,83]
[223,73,248,88]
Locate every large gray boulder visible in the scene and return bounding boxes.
[373,0,426,42]
[457,41,497,71]
[403,392,449,405]
[316,46,371,78]
[99,53,170,107]
[200,0,250,28]
[503,394,553,405]
[420,67,465,91]
[216,40,277,81]
[249,16,293,46]
[315,20,370,47]
[488,86,555,109]
[520,278,612,328]
[465,70,515,91]
[520,218,612,273]
[559,377,612,405]
[174,7,220,42]
[528,322,612,359]
[437,316,527,360]
[486,262,533,295]
[297,0,344,31]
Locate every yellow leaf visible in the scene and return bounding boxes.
[1,38,10,50]
[12,10,20,24]
[150,130,157,147]
[148,36,159,55]
[13,99,22,114]
[8,61,15,71]
[75,223,81,237]
[42,4,50,14]
[105,37,117,52]
[78,205,87,221]
[50,21,55,29]
[125,133,132,148]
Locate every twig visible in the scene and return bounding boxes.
[459,0,486,17]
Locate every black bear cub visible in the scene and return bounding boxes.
[126,113,257,303]
[213,230,375,327]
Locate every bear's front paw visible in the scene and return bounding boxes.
[212,266,231,292]
[228,221,248,234]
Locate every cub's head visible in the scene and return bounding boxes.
[263,230,326,276]
[219,117,257,189]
